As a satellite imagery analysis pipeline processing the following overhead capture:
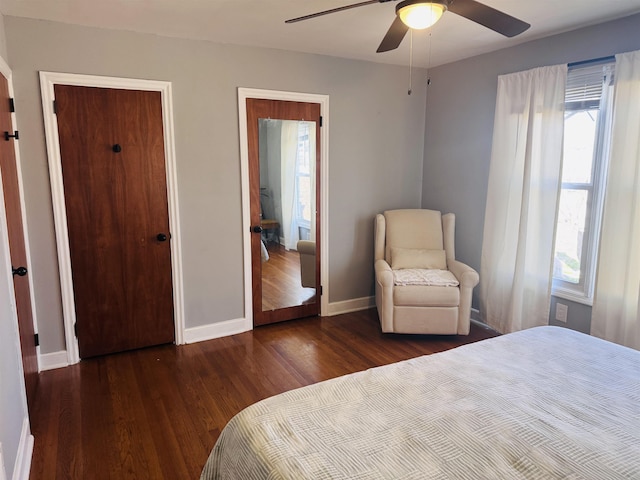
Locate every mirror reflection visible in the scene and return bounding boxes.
[258,118,316,311]
[258,119,317,311]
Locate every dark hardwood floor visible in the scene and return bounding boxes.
[29,309,498,479]
[262,243,315,311]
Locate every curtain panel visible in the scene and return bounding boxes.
[480,65,567,334]
[281,120,300,250]
[591,50,640,350]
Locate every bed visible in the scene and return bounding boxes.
[201,326,640,479]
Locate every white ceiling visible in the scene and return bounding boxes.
[2,0,640,67]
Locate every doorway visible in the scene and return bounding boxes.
[238,89,329,327]
[40,73,184,363]
[0,62,38,410]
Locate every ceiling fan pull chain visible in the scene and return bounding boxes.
[408,29,413,95]
[426,30,433,89]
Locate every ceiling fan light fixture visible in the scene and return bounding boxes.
[396,1,446,30]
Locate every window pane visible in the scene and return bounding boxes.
[562,109,598,184]
[295,122,313,225]
[553,189,588,284]
[297,175,311,222]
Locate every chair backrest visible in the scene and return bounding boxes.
[383,209,444,263]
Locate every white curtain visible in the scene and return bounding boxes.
[591,50,640,350]
[308,123,317,240]
[480,65,567,334]
[281,121,299,250]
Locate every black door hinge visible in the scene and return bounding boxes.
[34,333,39,347]
[53,100,57,114]
[318,285,323,296]
[319,116,323,127]
[9,98,15,113]
[74,323,78,337]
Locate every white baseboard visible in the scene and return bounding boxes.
[39,300,376,356]
[12,417,33,480]
[184,300,376,343]
[39,350,69,371]
[327,296,375,316]
[184,317,251,344]
[471,307,481,322]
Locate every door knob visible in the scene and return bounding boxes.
[251,225,263,233]
[156,233,168,242]
[12,266,27,277]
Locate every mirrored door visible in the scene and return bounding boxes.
[246,99,321,326]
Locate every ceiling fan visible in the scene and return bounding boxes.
[285,0,530,53]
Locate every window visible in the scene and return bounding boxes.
[295,122,312,228]
[552,62,614,303]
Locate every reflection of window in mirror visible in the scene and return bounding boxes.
[295,122,312,241]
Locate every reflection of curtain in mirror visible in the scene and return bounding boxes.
[281,121,299,250]
[309,123,316,241]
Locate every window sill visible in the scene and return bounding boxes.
[551,287,593,307]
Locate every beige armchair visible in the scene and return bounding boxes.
[297,240,316,288]
[374,209,479,335]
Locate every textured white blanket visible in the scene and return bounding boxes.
[393,268,459,286]
[201,327,640,479]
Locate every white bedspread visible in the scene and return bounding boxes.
[201,326,640,479]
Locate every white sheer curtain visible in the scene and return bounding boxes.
[280,121,300,250]
[308,123,317,240]
[591,50,640,350]
[480,65,567,334]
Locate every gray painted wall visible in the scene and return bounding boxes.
[0,13,7,61]
[5,16,427,354]
[0,16,30,477]
[422,13,640,330]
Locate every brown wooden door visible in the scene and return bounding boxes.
[0,74,38,409]
[55,85,174,358]
[247,99,321,326]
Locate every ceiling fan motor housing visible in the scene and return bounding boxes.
[395,0,449,15]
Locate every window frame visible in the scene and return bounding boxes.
[552,62,614,305]
[294,122,312,229]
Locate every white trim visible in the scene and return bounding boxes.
[39,71,185,365]
[551,287,594,307]
[183,317,249,344]
[237,88,329,327]
[0,57,40,374]
[182,299,375,343]
[38,350,70,371]
[12,418,33,480]
[327,296,375,316]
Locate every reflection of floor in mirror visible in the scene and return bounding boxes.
[262,243,316,311]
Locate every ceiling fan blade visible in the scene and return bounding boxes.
[285,0,381,23]
[377,16,409,52]
[447,0,530,37]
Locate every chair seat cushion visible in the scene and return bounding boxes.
[393,269,459,287]
[394,284,460,307]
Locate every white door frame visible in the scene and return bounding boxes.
[237,88,329,326]
[40,72,185,365]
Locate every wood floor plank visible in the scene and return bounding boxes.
[29,309,498,479]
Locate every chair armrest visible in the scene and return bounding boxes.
[375,259,393,286]
[297,240,316,255]
[374,259,394,332]
[448,259,479,288]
